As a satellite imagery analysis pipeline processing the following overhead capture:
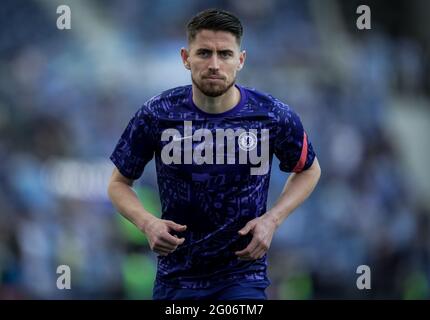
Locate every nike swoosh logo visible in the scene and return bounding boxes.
[172,135,193,142]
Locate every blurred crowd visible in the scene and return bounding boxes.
[0,0,429,299]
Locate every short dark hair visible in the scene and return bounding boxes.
[186,9,243,45]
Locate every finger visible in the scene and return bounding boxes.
[257,252,267,259]
[253,240,270,259]
[239,239,268,260]
[153,241,177,252]
[235,236,260,257]
[155,235,186,250]
[154,249,170,256]
[165,220,187,232]
[238,222,254,236]
[160,232,185,246]
[254,247,267,260]
[239,246,265,260]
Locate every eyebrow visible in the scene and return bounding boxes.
[196,48,234,54]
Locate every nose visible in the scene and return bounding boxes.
[208,55,220,71]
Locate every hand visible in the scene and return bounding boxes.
[142,217,187,256]
[235,215,278,260]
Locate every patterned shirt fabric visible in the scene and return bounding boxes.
[110,84,316,289]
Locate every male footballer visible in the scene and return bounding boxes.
[108,8,321,300]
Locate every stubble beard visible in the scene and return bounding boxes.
[191,74,236,98]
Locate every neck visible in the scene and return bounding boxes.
[192,84,240,114]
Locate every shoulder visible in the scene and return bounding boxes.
[136,85,191,118]
[240,85,298,118]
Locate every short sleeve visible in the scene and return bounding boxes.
[110,105,156,180]
[274,107,316,173]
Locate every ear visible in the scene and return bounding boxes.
[180,47,191,70]
[237,50,246,71]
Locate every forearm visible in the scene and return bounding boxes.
[107,181,155,232]
[265,158,321,227]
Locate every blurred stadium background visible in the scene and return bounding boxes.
[1,0,430,299]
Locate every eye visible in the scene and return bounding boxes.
[219,51,233,58]
[197,50,210,58]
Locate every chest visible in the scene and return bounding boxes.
[154,115,276,176]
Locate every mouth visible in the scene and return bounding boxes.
[203,74,225,80]
[204,76,224,81]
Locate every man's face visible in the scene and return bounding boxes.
[181,30,246,97]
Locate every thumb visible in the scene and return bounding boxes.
[238,222,254,236]
[166,220,187,232]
